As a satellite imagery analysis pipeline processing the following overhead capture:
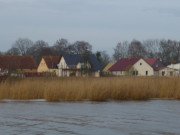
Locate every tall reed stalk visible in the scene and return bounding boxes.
[0,77,180,101]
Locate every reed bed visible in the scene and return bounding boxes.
[0,77,180,102]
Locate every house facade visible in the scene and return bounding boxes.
[0,55,37,76]
[157,67,178,76]
[109,57,177,77]
[57,54,101,77]
[109,58,154,76]
[37,56,61,76]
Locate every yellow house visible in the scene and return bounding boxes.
[37,56,61,76]
[102,62,115,75]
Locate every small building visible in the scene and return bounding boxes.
[109,58,154,76]
[102,62,115,76]
[0,55,37,76]
[57,54,102,77]
[158,67,178,76]
[168,63,180,70]
[37,56,61,76]
[167,63,180,76]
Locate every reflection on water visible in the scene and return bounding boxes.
[0,100,180,135]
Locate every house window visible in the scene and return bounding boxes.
[133,71,138,76]
[140,63,142,66]
[146,71,148,76]
[136,71,138,75]
[170,71,173,76]
[162,71,165,76]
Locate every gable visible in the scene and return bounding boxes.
[133,58,154,75]
[37,58,49,72]
[42,56,61,69]
[58,57,68,69]
[133,58,153,70]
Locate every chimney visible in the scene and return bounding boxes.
[128,56,132,60]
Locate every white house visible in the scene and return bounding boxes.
[109,58,154,76]
[57,54,102,77]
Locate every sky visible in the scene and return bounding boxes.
[0,0,180,55]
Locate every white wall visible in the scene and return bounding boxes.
[133,59,154,76]
[159,68,178,76]
[57,57,69,77]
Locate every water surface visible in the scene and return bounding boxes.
[0,100,180,135]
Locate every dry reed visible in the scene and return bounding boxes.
[0,77,180,102]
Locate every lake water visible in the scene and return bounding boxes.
[0,100,180,135]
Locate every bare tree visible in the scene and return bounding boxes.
[52,38,69,55]
[159,39,179,65]
[6,47,20,55]
[71,41,92,54]
[28,40,50,64]
[174,41,180,63]
[12,38,33,56]
[128,40,146,58]
[143,39,160,58]
[113,41,129,61]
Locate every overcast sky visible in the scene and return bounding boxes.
[0,0,180,54]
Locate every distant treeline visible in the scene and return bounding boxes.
[0,38,180,67]
[113,39,180,66]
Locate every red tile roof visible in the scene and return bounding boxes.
[109,58,140,71]
[0,55,37,70]
[42,56,61,69]
[144,58,159,66]
[145,58,166,71]
[154,67,166,71]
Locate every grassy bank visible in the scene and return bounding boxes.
[0,77,180,102]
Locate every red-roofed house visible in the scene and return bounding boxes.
[109,58,154,76]
[0,55,37,76]
[144,58,176,76]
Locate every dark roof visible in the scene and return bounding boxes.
[63,54,102,71]
[0,55,37,70]
[42,56,61,69]
[109,58,140,71]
